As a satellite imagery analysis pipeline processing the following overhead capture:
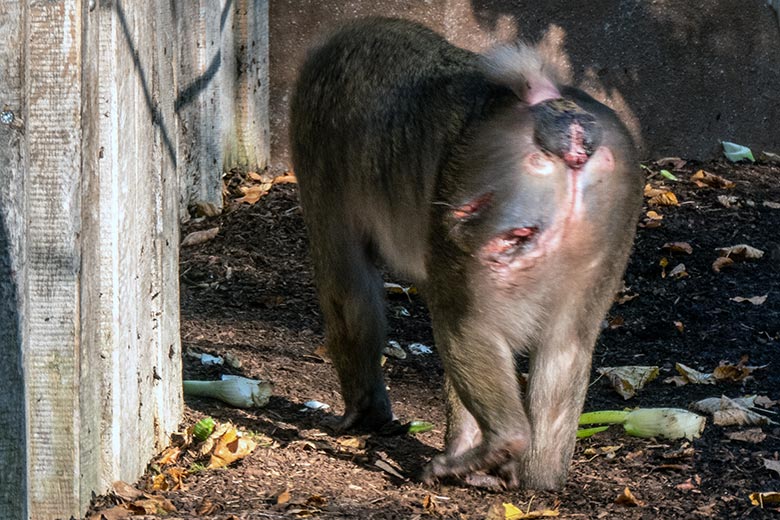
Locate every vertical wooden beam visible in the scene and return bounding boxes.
[175,0,270,214]
[227,0,270,173]
[24,0,83,516]
[1,1,183,516]
[0,0,27,516]
[78,0,103,507]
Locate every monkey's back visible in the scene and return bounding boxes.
[291,18,494,280]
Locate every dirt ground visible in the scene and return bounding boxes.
[89,159,779,519]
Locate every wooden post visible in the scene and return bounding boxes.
[176,0,270,214]
[0,1,183,517]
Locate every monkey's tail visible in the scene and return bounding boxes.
[480,43,563,106]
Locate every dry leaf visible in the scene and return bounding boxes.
[88,506,131,520]
[615,487,645,507]
[661,242,693,255]
[712,361,754,382]
[375,459,405,480]
[712,257,734,273]
[247,171,265,181]
[717,195,739,208]
[383,340,407,360]
[273,174,298,185]
[208,427,258,469]
[337,436,366,449]
[764,201,780,209]
[643,184,666,197]
[730,295,767,305]
[764,459,780,477]
[276,489,291,505]
[648,191,679,206]
[235,183,272,204]
[158,446,181,466]
[166,467,187,491]
[112,481,144,502]
[127,495,176,515]
[669,263,688,279]
[181,227,219,247]
[749,492,780,507]
[716,244,765,261]
[312,344,330,362]
[691,169,735,189]
[640,210,664,228]
[151,473,169,491]
[726,428,766,443]
[616,291,639,305]
[755,395,778,408]
[673,363,715,385]
[674,321,685,333]
[597,366,659,399]
[691,396,757,415]
[657,157,687,170]
[714,408,773,427]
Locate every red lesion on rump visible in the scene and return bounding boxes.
[480,226,538,267]
[451,192,494,220]
[563,121,589,168]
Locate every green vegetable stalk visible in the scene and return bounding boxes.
[579,407,705,441]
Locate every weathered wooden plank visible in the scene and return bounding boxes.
[79,0,104,508]
[175,0,270,214]
[0,0,27,516]
[98,0,183,486]
[175,0,224,211]
[154,0,184,442]
[24,0,83,516]
[226,0,270,173]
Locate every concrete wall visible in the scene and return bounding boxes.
[269,0,780,168]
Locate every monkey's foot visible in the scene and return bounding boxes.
[321,406,397,433]
[422,436,527,489]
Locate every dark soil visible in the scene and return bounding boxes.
[91,160,779,519]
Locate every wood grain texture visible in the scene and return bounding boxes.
[176,0,270,214]
[0,1,183,517]
[25,0,83,515]
[0,0,27,517]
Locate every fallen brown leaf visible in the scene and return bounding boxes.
[716,244,765,261]
[726,428,766,443]
[158,446,181,466]
[208,427,258,469]
[648,191,679,206]
[112,481,143,502]
[235,183,272,204]
[273,174,298,185]
[615,487,645,507]
[712,257,734,273]
[276,489,291,505]
[691,169,735,189]
[181,227,219,247]
[661,242,693,255]
[127,495,176,515]
[88,506,131,520]
[197,498,221,515]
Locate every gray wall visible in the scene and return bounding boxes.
[270,0,780,168]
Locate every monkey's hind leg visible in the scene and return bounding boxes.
[311,233,393,432]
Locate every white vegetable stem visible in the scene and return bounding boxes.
[183,375,272,408]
